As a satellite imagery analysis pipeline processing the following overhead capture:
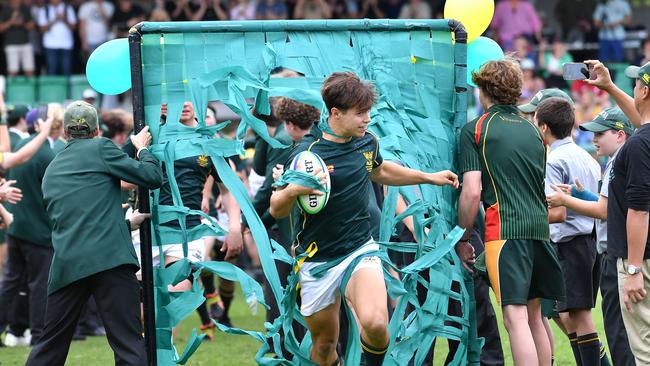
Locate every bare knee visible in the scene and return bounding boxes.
[359,310,389,339]
[503,305,529,333]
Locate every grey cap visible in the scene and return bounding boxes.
[518,88,574,113]
[624,62,650,86]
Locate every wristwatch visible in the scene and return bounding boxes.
[627,264,642,275]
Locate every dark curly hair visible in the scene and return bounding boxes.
[472,58,523,106]
[275,97,320,130]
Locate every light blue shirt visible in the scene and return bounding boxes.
[593,0,631,41]
[596,148,620,254]
[545,137,601,243]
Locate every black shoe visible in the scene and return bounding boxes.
[217,317,233,328]
[209,303,224,320]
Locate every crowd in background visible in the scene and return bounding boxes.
[0,0,647,76]
[0,1,648,153]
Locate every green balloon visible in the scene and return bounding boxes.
[467,36,504,87]
[86,38,132,95]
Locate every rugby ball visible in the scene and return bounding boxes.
[290,151,331,214]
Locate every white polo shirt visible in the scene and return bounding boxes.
[37,4,77,50]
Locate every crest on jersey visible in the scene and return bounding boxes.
[363,151,374,172]
[197,154,210,167]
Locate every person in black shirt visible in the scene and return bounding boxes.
[110,0,145,39]
[604,62,650,364]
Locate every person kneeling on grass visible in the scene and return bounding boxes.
[270,71,458,366]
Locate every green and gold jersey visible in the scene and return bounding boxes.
[158,155,220,229]
[460,105,549,242]
[285,128,383,262]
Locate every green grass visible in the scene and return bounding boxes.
[1,288,606,365]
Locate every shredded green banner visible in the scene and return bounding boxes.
[136,19,481,365]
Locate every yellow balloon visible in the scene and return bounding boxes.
[444,0,495,43]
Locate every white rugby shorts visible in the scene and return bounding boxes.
[298,240,382,317]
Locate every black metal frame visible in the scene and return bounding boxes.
[128,27,157,366]
[128,19,467,366]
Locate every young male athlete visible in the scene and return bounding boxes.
[270,72,458,366]
[456,59,565,365]
[547,107,635,366]
[156,101,243,337]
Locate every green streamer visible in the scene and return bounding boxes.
[136,19,480,366]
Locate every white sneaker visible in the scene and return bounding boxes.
[23,329,31,345]
[4,332,30,347]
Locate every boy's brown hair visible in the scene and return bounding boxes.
[472,58,523,106]
[321,72,377,113]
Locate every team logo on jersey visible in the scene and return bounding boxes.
[327,165,335,174]
[197,155,210,167]
[363,151,374,172]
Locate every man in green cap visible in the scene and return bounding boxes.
[26,100,163,366]
[546,106,635,366]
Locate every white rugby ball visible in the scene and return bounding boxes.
[290,151,331,214]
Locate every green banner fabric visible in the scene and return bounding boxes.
[134,19,481,365]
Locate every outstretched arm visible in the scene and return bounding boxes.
[370,160,459,188]
[1,118,53,169]
[547,184,608,220]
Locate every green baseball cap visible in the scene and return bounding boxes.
[624,62,650,86]
[518,88,574,113]
[579,107,634,136]
[6,103,30,121]
[64,100,98,136]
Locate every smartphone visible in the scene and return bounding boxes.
[36,104,48,121]
[563,63,592,81]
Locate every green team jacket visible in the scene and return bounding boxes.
[42,137,163,295]
[9,131,23,151]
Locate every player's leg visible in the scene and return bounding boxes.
[299,257,351,366]
[557,235,602,366]
[345,257,389,366]
[541,317,555,364]
[304,298,342,366]
[503,304,538,364]
[486,239,539,365]
[164,239,206,292]
[211,238,236,326]
[527,298,552,365]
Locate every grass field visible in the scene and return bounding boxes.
[1,287,606,365]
